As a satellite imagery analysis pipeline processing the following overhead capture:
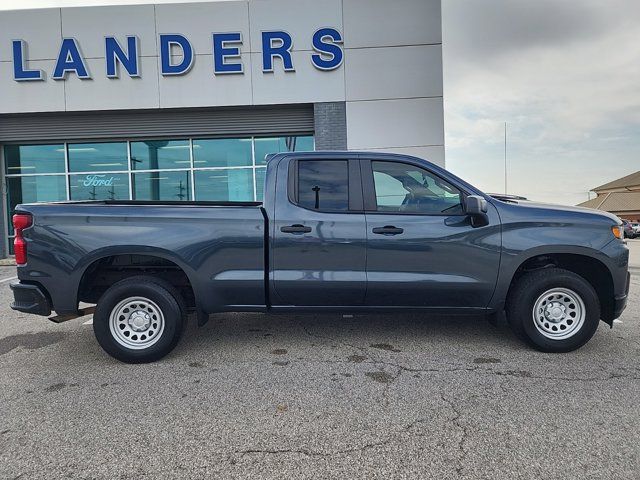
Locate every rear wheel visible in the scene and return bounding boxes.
[93,276,186,363]
[506,268,600,352]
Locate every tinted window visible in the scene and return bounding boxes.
[194,168,254,201]
[68,142,128,172]
[371,161,463,214]
[4,144,65,174]
[254,135,314,164]
[298,160,348,211]
[69,173,129,201]
[255,167,266,201]
[132,171,191,201]
[130,140,190,170]
[192,138,252,168]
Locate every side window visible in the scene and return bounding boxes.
[297,160,349,211]
[371,161,463,214]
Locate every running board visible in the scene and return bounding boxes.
[49,306,96,324]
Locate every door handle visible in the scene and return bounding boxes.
[372,225,404,235]
[281,224,312,234]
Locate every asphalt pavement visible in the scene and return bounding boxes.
[0,243,639,479]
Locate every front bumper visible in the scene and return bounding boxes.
[613,271,630,319]
[10,282,51,316]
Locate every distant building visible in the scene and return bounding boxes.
[577,171,640,221]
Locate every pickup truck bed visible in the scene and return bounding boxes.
[14,202,268,315]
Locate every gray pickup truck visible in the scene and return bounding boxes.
[10,152,629,363]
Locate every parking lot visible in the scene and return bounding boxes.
[0,242,638,479]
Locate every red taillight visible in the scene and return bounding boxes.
[12,214,32,265]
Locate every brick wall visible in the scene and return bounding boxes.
[313,102,347,150]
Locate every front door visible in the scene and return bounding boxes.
[271,156,367,306]
[361,158,501,309]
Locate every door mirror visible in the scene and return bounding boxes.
[465,195,488,227]
[465,195,488,215]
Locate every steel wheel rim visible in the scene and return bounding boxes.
[108,296,165,350]
[532,288,585,340]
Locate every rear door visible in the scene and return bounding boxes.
[361,157,501,309]
[270,155,367,306]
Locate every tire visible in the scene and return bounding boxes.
[93,276,186,363]
[506,268,600,353]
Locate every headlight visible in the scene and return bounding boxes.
[611,225,624,240]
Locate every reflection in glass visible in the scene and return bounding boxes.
[298,160,349,211]
[130,140,191,170]
[255,167,266,201]
[192,138,252,168]
[371,161,462,214]
[68,142,128,172]
[69,173,129,201]
[254,135,314,164]
[4,144,65,175]
[6,175,67,234]
[194,168,253,201]
[133,171,191,201]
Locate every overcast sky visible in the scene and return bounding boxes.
[1,0,638,205]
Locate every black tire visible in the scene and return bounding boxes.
[506,268,600,353]
[93,276,186,363]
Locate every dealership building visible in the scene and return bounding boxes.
[0,0,444,257]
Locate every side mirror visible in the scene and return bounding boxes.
[465,195,488,215]
[465,195,488,227]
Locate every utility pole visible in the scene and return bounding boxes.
[504,122,507,195]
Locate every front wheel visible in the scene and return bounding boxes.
[93,276,186,363]
[506,268,600,352]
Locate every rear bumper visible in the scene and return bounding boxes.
[10,282,51,316]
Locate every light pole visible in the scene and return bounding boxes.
[504,122,508,195]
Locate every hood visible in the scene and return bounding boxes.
[491,198,621,224]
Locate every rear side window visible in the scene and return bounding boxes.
[297,160,349,211]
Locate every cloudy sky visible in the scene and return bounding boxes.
[1,0,638,205]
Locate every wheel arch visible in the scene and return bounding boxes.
[74,247,199,313]
[495,247,616,324]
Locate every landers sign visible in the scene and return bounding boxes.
[11,28,344,81]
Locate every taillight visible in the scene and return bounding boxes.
[13,213,32,265]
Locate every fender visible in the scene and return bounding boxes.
[73,245,201,312]
[488,244,614,311]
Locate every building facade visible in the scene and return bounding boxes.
[578,171,640,221]
[0,0,444,257]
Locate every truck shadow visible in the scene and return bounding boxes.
[176,311,525,357]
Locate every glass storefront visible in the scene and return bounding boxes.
[3,134,313,252]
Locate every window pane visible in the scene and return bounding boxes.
[371,161,463,214]
[255,167,266,201]
[4,144,65,174]
[192,138,252,168]
[130,140,191,170]
[298,160,348,211]
[68,142,128,172]
[69,173,129,201]
[255,135,314,164]
[133,171,191,201]
[7,175,67,234]
[194,168,253,201]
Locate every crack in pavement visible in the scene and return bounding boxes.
[440,393,469,476]
[235,417,428,459]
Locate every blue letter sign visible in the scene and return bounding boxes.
[160,34,194,75]
[213,33,243,74]
[311,28,343,71]
[12,40,44,81]
[53,38,91,80]
[262,31,294,72]
[105,36,140,78]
